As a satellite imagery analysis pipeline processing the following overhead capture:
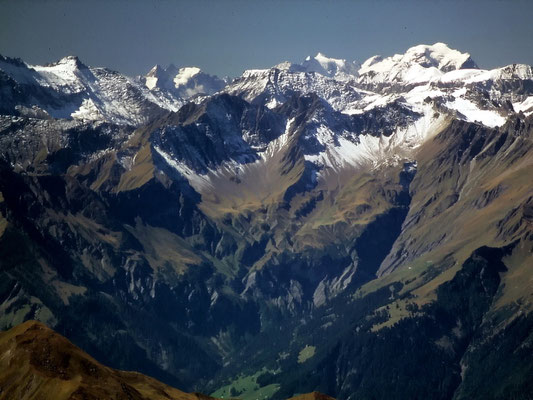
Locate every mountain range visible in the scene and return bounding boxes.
[0,43,531,400]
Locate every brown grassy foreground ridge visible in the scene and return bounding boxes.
[0,321,335,400]
[0,320,218,400]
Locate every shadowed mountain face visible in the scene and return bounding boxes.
[0,43,532,400]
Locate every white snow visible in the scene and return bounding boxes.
[464,64,533,83]
[1,38,530,185]
[358,42,475,87]
[304,105,448,177]
[144,75,159,90]
[259,118,294,159]
[0,55,191,125]
[402,64,443,84]
[439,69,485,84]
[31,57,87,93]
[406,42,474,71]
[173,67,201,86]
[153,145,217,191]
[513,96,533,116]
[445,97,507,127]
[301,52,359,78]
[71,98,102,121]
[265,98,280,109]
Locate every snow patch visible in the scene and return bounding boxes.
[513,96,533,116]
[307,105,448,175]
[445,97,507,127]
[71,98,102,121]
[153,145,215,191]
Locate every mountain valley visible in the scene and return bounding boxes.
[0,43,531,400]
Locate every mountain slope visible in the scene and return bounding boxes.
[0,43,531,399]
[0,320,216,400]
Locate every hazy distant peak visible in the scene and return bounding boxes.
[269,53,359,79]
[302,52,359,78]
[360,42,477,73]
[404,42,477,71]
[358,42,478,87]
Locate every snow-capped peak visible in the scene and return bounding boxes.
[146,64,164,77]
[301,52,359,78]
[358,43,478,89]
[144,64,179,90]
[267,53,358,80]
[57,55,85,66]
[30,55,91,89]
[402,42,477,71]
[142,63,226,101]
[44,55,88,71]
[145,65,164,89]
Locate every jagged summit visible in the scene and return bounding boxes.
[0,43,531,128]
[142,64,226,100]
[301,52,359,78]
[269,52,359,79]
[46,55,88,69]
[255,43,475,85]
[0,54,26,66]
[146,64,165,78]
[144,63,179,90]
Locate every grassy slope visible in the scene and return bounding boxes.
[211,369,280,400]
[0,320,215,400]
[357,119,533,330]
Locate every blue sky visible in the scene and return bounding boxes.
[1,0,532,78]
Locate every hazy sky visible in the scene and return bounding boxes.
[1,0,533,78]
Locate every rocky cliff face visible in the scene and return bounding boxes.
[0,43,531,399]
